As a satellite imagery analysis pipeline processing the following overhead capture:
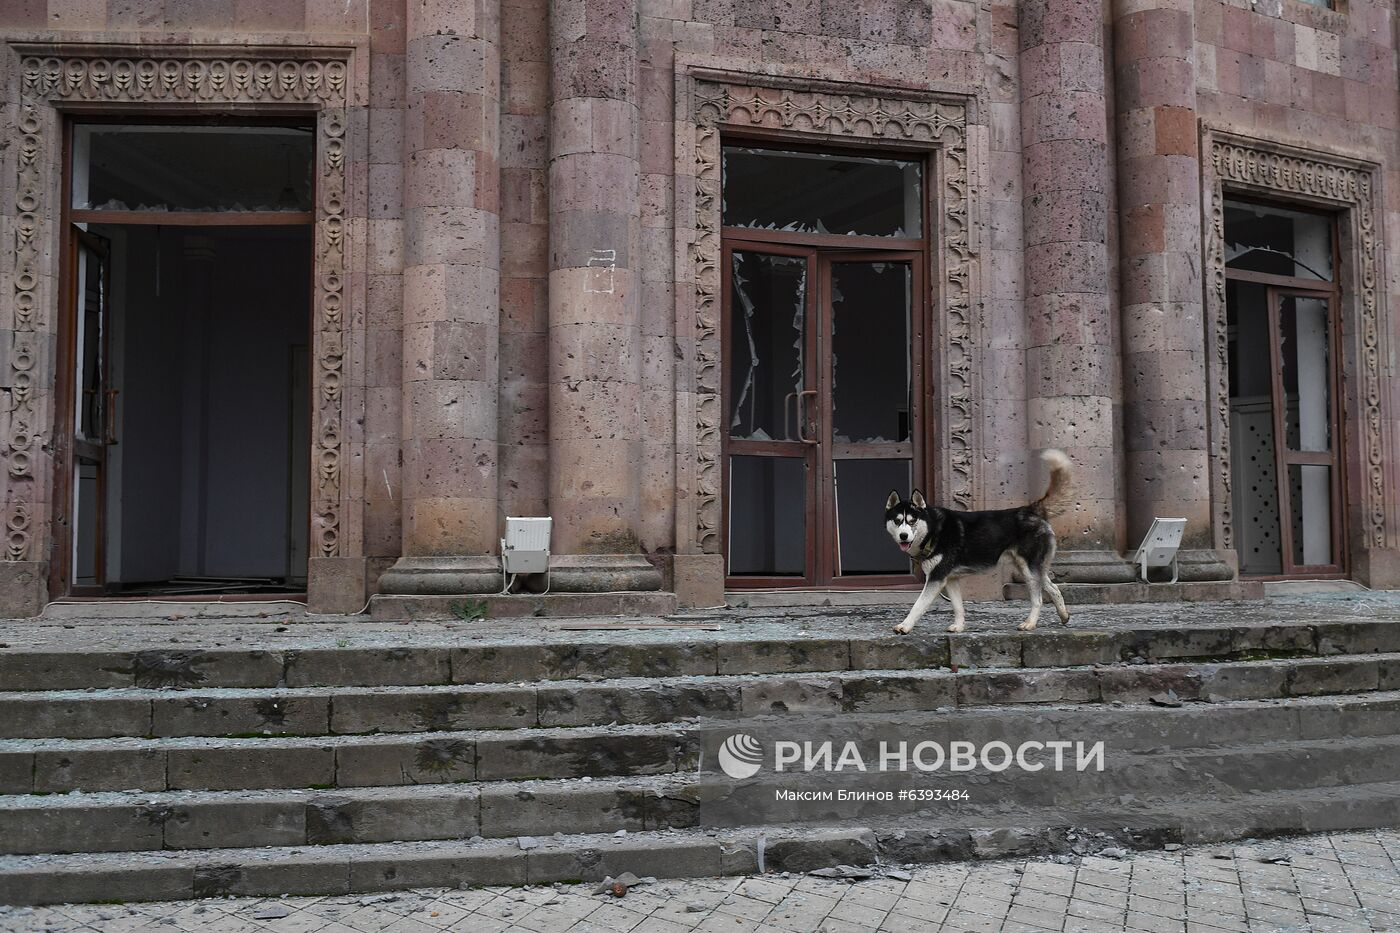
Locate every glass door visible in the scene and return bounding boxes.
[70,229,112,593]
[723,243,923,586]
[724,244,820,584]
[1268,288,1344,574]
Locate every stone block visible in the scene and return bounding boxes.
[1315,621,1400,655]
[1097,665,1204,703]
[739,678,843,715]
[452,644,550,683]
[306,790,478,844]
[194,853,350,898]
[336,738,476,786]
[840,672,957,713]
[0,864,194,906]
[479,783,642,837]
[0,751,33,792]
[1021,630,1122,667]
[164,799,306,849]
[0,695,151,739]
[762,829,878,873]
[307,556,369,614]
[0,651,134,690]
[1232,624,1317,657]
[34,747,166,793]
[285,648,451,687]
[950,634,1022,668]
[475,732,675,780]
[1286,659,1381,697]
[956,669,1101,705]
[167,745,335,791]
[0,561,48,618]
[526,837,722,883]
[349,847,527,891]
[153,694,330,737]
[538,682,737,727]
[0,804,163,855]
[331,687,537,733]
[673,553,725,608]
[1198,662,1289,700]
[717,639,849,675]
[130,650,284,689]
[539,641,717,679]
[850,635,952,670]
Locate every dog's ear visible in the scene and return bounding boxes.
[911,489,927,510]
[885,490,900,511]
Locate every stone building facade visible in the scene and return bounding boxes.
[0,0,1397,616]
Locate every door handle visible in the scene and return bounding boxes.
[103,389,118,446]
[796,389,818,445]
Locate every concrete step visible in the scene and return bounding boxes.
[4,618,1397,691]
[6,691,1400,795]
[6,733,1400,856]
[4,780,1400,906]
[5,652,1400,739]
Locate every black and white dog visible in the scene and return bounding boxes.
[885,449,1073,634]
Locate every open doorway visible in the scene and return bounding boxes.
[1224,199,1345,577]
[61,121,314,596]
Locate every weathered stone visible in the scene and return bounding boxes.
[164,799,306,849]
[153,695,330,737]
[1286,659,1381,697]
[957,669,1101,705]
[167,745,335,791]
[475,732,676,780]
[950,634,1022,669]
[840,672,956,713]
[850,635,952,671]
[739,678,843,715]
[0,695,151,739]
[331,687,536,733]
[336,738,477,786]
[348,847,527,891]
[718,639,849,675]
[538,682,737,727]
[479,784,643,837]
[34,747,166,793]
[305,790,478,844]
[285,648,450,687]
[0,804,164,855]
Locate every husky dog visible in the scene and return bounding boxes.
[886,449,1073,634]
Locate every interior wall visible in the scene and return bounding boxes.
[105,224,311,584]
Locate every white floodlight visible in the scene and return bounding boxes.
[1133,517,1187,584]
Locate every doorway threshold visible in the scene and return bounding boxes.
[726,589,919,609]
[1262,579,1370,596]
[44,596,307,621]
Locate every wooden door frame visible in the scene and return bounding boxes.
[51,112,318,598]
[1224,253,1349,579]
[721,228,931,589]
[1263,285,1347,576]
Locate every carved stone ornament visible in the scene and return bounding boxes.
[5,46,350,561]
[1204,132,1389,551]
[686,78,974,555]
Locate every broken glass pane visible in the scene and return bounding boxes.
[1288,464,1333,566]
[722,147,922,238]
[72,124,314,212]
[729,251,807,441]
[1224,201,1333,281]
[834,459,912,575]
[831,261,912,444]
[728,455,805,575]
[1279,295,1332,453]
[1227,279,1283,575]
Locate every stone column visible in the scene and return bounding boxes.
[1019,0,1133,582]
[1113,0,1232,580]
[544,0,661,591]
[377,0,503,595]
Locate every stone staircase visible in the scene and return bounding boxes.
[3,613,1400,905]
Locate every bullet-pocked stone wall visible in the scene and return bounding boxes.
[2,0,1399,614]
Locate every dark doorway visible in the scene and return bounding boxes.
[1224,199,1346,577]
[60,121,314,596]
[720,144,928,587]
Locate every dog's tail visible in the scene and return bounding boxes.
[1032,448,1072,518]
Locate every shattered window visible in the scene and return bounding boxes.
[722,146,922,238]
[72,124,314,212]
[729,251,807,441]
[830,261,912,444]
[1224,201,1333,282]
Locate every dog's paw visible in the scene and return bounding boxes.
[1017,619,1038,632]
[946,621,966,633]
[893,621,915,635]
[1057,611,1071,625]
